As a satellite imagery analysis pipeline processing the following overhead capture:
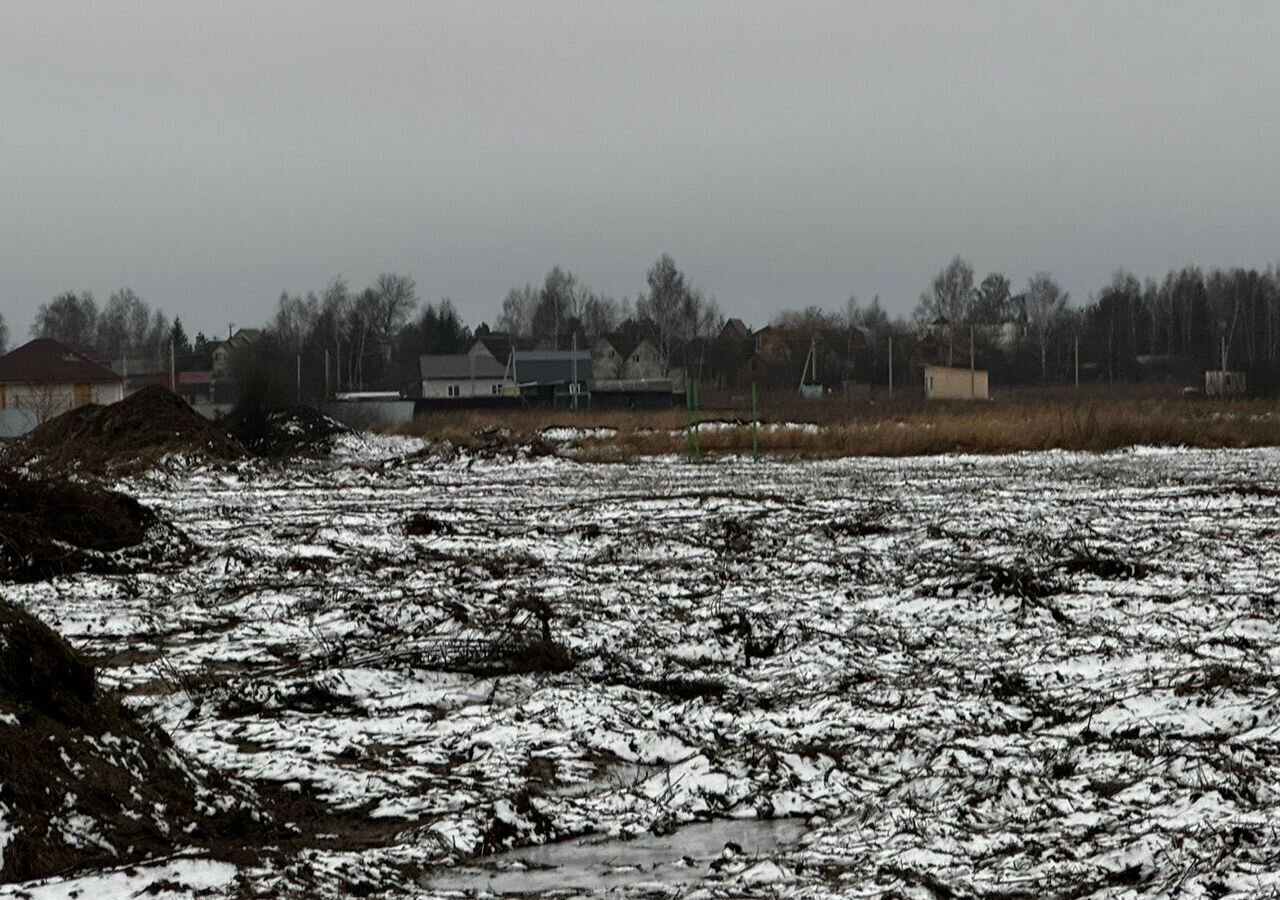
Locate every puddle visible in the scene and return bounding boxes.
[425,818,806,893]
[550,760,663,798]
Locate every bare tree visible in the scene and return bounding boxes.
[973,273,1013,324]
[1025,271,1069,380]
[351,288,379,389]
[145,309,170,365]
[637,255,692,375]
[18,381,72,426]
[531,267,589,348]
[315,277,352,390]
[773,305,844,331]
[497,284,539,337]
[97,288,155,360]
[271,291,319,353]
[32,292,99,349]
[633,255,722,378]
[916,256,977,364]
[371,273,419,358]
[580,292,623,340]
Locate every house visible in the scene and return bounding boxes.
[591,334,665,381]
[111,355,170,396]
[420,354,509,400]
[718,318,751,343]
[468,333,534,367]
[510,350,592,405]
[923,364,989,400]
[212,328,263,376]
[0,338,125,436]
[176,370,215,406]
[739,327,866,390]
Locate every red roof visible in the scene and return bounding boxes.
[0,339,123,385]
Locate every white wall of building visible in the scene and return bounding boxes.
[0,380,124,433]
[421,378,507,399]
[923,366,989,400]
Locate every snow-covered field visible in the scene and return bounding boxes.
[9,439,1280,897]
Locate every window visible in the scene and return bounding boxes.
[447,384,461,398]
[491,383,501,394]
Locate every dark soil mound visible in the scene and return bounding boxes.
[15,385,243,475]
[0,601,263,883]
[0,471,177,582]
[228,405,349,458]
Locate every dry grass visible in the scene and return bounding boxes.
[392,392,1280,459]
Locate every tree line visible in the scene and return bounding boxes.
[224,254,724,401]
[766,257,1280,389]
[10,289,201,369]
[10,253,1280,393]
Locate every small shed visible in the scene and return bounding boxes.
[590,379,679,409]
[923,364,989,400]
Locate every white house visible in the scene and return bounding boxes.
[0,339,125,436]
[420,354,509,399]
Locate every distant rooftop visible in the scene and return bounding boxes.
[0,338,124,384]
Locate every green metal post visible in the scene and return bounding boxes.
[685,378,695,462]
[691,379,702,460]
[751,382,759,461]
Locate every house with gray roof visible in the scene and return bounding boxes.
[510,350,591,405]
[420,354,510,400]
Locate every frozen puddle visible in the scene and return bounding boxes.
[551,760,663,798]
[425,818,808,893]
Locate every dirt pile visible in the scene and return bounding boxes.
[0,471,180,582]
[15,385,243,475]
[0,600,263,883]
[228,405,349,458]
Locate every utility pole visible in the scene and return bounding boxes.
[969,326,975,399]
[571,332,578,411]
[888,334,894,399]
[751,382,759,461]
[169,339,176,392]
[1074,335,1080,388]
[296,353,302,403]
[324,350,330,399]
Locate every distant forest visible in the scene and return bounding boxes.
[11,254,1280,395]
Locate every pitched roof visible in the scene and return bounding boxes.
[0,339,124,384]
[511,350,592,385]
[216,328,264,351]
[420,354,507,380]
[595,332,641,360]
[471,333,534,362]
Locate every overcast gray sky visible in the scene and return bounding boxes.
[3,0,1279,340]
